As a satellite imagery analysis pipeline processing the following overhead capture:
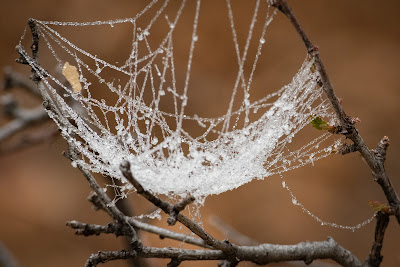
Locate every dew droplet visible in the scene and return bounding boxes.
[152,137,158,145]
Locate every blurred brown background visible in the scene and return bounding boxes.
[1,0,399,266]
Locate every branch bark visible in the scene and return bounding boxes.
[64,146,140,247]
[66,219,210,249]
[120,161,238,256]
[83,237,364,267]
[366,213,390,267]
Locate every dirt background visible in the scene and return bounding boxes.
[0,0,399,266]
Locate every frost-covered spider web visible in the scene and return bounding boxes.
[18,0,343,200]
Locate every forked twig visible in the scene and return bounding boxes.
[11,4,399,266]
[120,161,236,254]
[269,0,400,223]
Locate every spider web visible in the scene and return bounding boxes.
[18,0,342,200]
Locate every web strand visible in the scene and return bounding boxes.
[279,174,376,231]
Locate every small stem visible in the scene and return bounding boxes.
[366,213,390,267]
[120,161,236,254]
[270,0,400,224]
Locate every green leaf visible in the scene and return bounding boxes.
[310,115,336,132]
[368,200,389,213]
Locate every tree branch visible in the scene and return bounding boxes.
[120,161,237,255]
[270,0,400,224]
[83,237,364,267]
[338,143,359,156]
[366,212,390,267]
[0,64,52,150]
[11,7,399,267]
[64,146,140,247]
[85,250,137,267]
[85,192,209,248]
[66,219,210,249]
[66,221,134,237]
[0,104,48,142]
[2,67,41,97]
[127,218,210,249]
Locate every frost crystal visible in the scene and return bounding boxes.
[18,0,340,200]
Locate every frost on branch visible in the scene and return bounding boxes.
[17,1,341,201]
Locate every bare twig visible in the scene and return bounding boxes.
[127,217,210,248]
[84,237,364,267]
[374,136,389,165]
[167,258,182,267]
[0,105,48,142]
[85,250,137,267]
[366,213,390,267]
[120,161,237,255]
[218,260,238,267]
[0,123,58,155]
[87,191,107,211]
[167,195,195,226]
[108,177,146,267]
[119,161,369,265]
[269,0,400,224]
[0,64,51,150]
[64,146,139,247]
[2,67,41,96]
[338,143,359,156]
[85,193,210,248]
[66,221,133,237]
[11,7,399,267]
[66,219,210,249]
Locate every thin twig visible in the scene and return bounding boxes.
[84,237,364,267]
[66,219,210,249]
[85,250,137,267]
[366,213,390,267]
[0,64,50,148]
[87,191,107,211]
[268,2,399,266]
[64,146,139,246]
[120,161,236,254]
[338,143,359,156]
[66,221,133,237]
[2,67,41,96]
[12,6,398,267]
[0,105,48,142]
[269,0,400,224]
[167,195,195,226]
[374,136,389,164]
[127,218,210,249]
[109,177,146,267]
[0,123,58,155]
